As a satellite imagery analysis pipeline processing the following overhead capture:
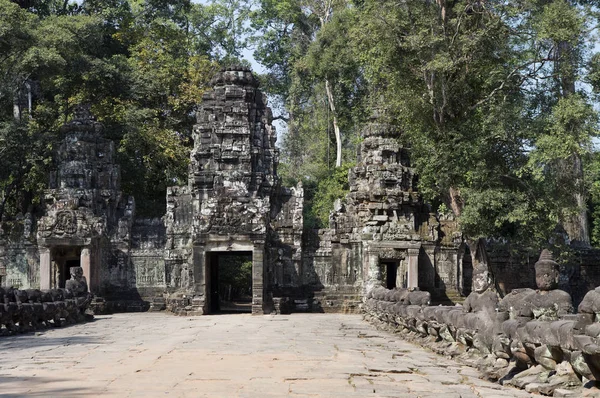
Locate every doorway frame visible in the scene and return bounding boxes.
[206,250,253,313]
[39,238,97,292]
[50,246,82,288]
[193,236,265,315]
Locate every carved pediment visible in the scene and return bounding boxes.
[54,211,78,235]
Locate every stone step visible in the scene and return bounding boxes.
[288,296,362,313]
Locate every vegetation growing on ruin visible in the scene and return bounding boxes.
[1,0,600,248]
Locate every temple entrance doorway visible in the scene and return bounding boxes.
[381,260,403,289]
[207,251,253,314]
[460,246,473,296]
[51,246,82,288]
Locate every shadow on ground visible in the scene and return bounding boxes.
[0,318,107,349]
[0,375,104,397]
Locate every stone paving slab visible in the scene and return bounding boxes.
[0,313,536,397]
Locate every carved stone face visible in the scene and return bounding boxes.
[472,269,491,293]
[535,264,558,291]
[534,249,559,291]
[70,266,83,279]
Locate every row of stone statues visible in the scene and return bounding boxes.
[364,250,600,396]
[0,267,92,335]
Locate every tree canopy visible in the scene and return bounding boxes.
[1,0,600,251]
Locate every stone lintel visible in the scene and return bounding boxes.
[39,237,92,247]
[369,241,421,251]
[194,233,265,247]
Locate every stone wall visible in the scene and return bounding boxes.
[269,185,304,292]
[129,218,167,298]
[5,66,600,319]
[0,220,39,289]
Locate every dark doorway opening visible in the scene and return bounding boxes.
[51,247,81,288]
[207,251,253,314]
[462,247,473,296]
[382,261,399,289]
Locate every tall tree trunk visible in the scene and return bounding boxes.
[325,79,342,168]
[564,153,590,247]
[555,40,590,247]
[314,3,343,169]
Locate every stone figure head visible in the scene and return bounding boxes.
[73,103,93,121]
[70,266,84,280]
[534,249,559,291]
[472,264,492,293]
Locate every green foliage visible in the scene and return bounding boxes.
[194,0,253,60]
[0,120,51,219]
[304,163,351,229]
[255,1,366,224]
[218,255,252,301]
[345,0,600,247]
[589,53,600,98]
[587,153,600,246]
[1,0,600,251]
[536,0,584,45]
[529,95,597,167]
[352,0,532,239]
[0,0,224,219]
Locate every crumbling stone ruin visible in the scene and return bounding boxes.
[2,64,600,326]
[4,63,600,394]
[0,65,453,315]
[328,105,451,300]
[36,104,134,298]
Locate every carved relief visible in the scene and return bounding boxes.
[378,249,405,260]
[54,211,78,235]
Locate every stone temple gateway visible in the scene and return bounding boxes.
[35,105,134,296]
[5,66,597,314]
[165,68,291,314]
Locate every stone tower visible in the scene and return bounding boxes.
[37,105,134,292]
[330,106,438,295]
[189,65,278,236]
[165,65,285,314]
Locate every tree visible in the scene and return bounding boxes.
[252,0,359,170]
[349,0,546,289]
[0,0,222,218]
[250,0,367,225]
[0,1,105,220]
[520,0,600,247]
[301,0,346,168]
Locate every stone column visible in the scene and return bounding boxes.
[80,247,91,290]
[192,245,206,314]
[407,248,420,289]
[39,247,52,290]
[364,251,382,295]
[252,242,265,315]
[395,259,405,289]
